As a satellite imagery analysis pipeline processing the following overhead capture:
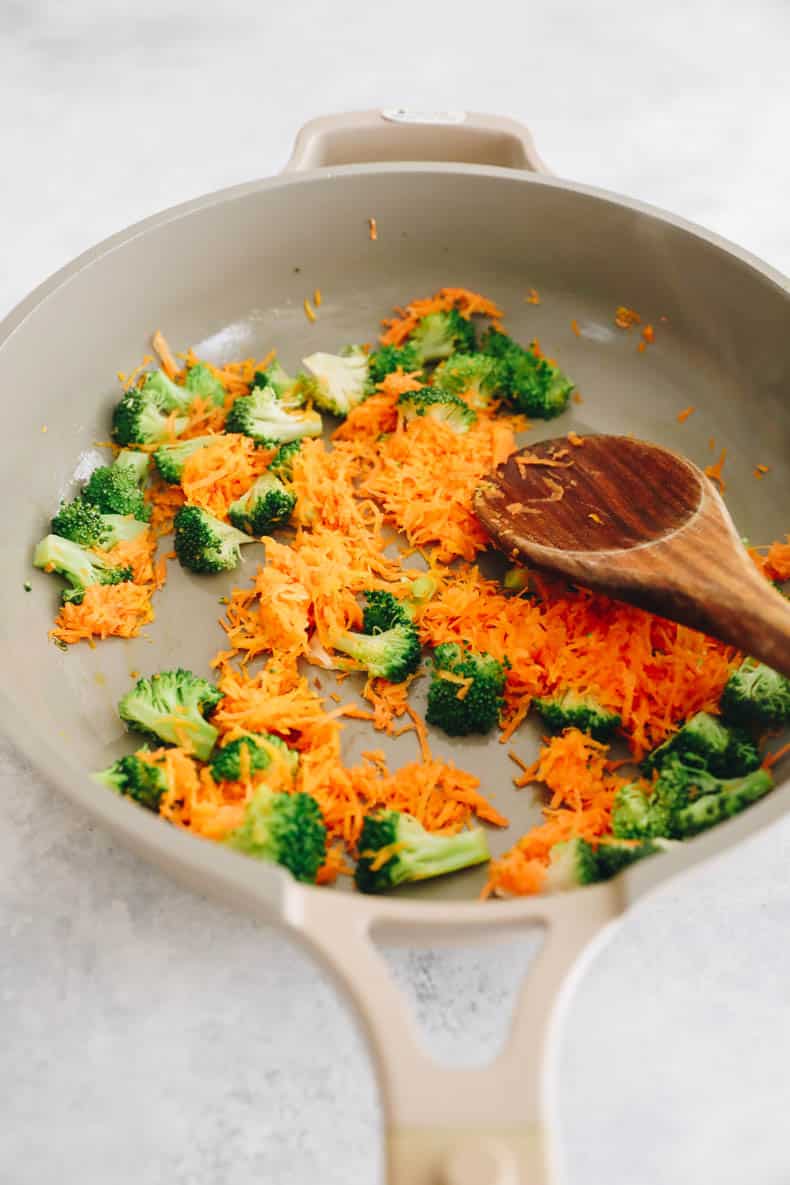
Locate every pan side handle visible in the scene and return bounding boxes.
[283,109,549,174]
[286,884,621,1185]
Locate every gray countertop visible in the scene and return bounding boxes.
[2,3,790,1182]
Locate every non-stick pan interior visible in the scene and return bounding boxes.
[2,165,788,901]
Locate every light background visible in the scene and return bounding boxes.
[2,3,789,1182]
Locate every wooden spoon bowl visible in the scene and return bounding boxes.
[474,434,790,676]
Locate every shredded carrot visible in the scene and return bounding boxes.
[641,324,655,345]
[677,406,695,423]
[152,330,179,379]
[525,288,540,305]
[570,319,581,337]
[704,448,727,492]
[51,582,155,644]
[368,218,378,241]
[313,288,322,308]
[614,306,640,329]
[304,298,317,323]
[567,431,584,447]
[763,742,790,770]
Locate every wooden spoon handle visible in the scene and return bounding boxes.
[693,561,790,678]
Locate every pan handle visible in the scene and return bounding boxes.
[283,109,549,174]
[286,884,619,1184]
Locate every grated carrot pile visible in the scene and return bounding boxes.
[485,729,627,897]
[180,433,274,519]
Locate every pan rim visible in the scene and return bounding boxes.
[2,160,788,926]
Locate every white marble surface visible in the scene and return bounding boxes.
[3,3,790,1183]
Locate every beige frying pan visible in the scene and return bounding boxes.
[1,110,788,1185]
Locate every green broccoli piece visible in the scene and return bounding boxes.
[118,668,223,760]
[93,752,168,812]
[481,327,574,419]
[594,838,672,879]
[397,387,477,433]
[112,390,188,446]
[268,440,302,480]
[533,688,621,741]
[140,368,193,412]
[153,435,220,484]
[228,473,296,536]
[332,590,421,682]
[33,534,132,604]
[407,309,476,365]
[503,567,530,594]
[225,786,326,883]
[302,347,370,417]
[184,363,226,406]
[114,449,151,485]
[433,353,504,408]
[367,343,422,386]
[612,781,656,839]
[355,810,490,893]
[250,362,317,409]
[426,643,507,736]
[402,573,440,618]
[51,499,148,548]
[542,837,599,892]
[641,711,760,778]
[173,505,253,574]
[671,768,774,838]
[210,733,298,783]
[721,659,790,729]
[83,452,151,521]
[225,385,323,446]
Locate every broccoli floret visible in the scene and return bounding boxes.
[173,505,253,574]
[407,309,476,365]
[112,390,188,446]
[594,838,671,880]
[426,643,507,736]
[93,752,168,812]
[302,347,370,417]
[153,435,220,484]
[641,711,760,778]
[83,453,151,521]
[184,362,226,406]
[332,590,421,682]
[503,567,530,594]
[543,838,599,892]
[721,659,790,729]
[225,385,323,446]
[355,810,490,893]
[397,387,477,433]
[481,327,573,419]
[225,787,326,883]
[268,440,302,480]
[367,343,422,386]
[228,473,296,536]
[616,755,775,841]
[51,498,149,549]
[210,733,298,783]
[252,360,292,397]
[533,688,621,741]
[118,668,222,760]
[33,534,132,604]
[433,353,504,408]
[612,781,656,839]
[140,368,193,412]
[402,573,440,618]
[671,768,774,838]
[114,449,151,486]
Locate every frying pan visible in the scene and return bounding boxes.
[2,109,789,1185]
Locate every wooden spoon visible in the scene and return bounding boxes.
[473,433,790,677]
